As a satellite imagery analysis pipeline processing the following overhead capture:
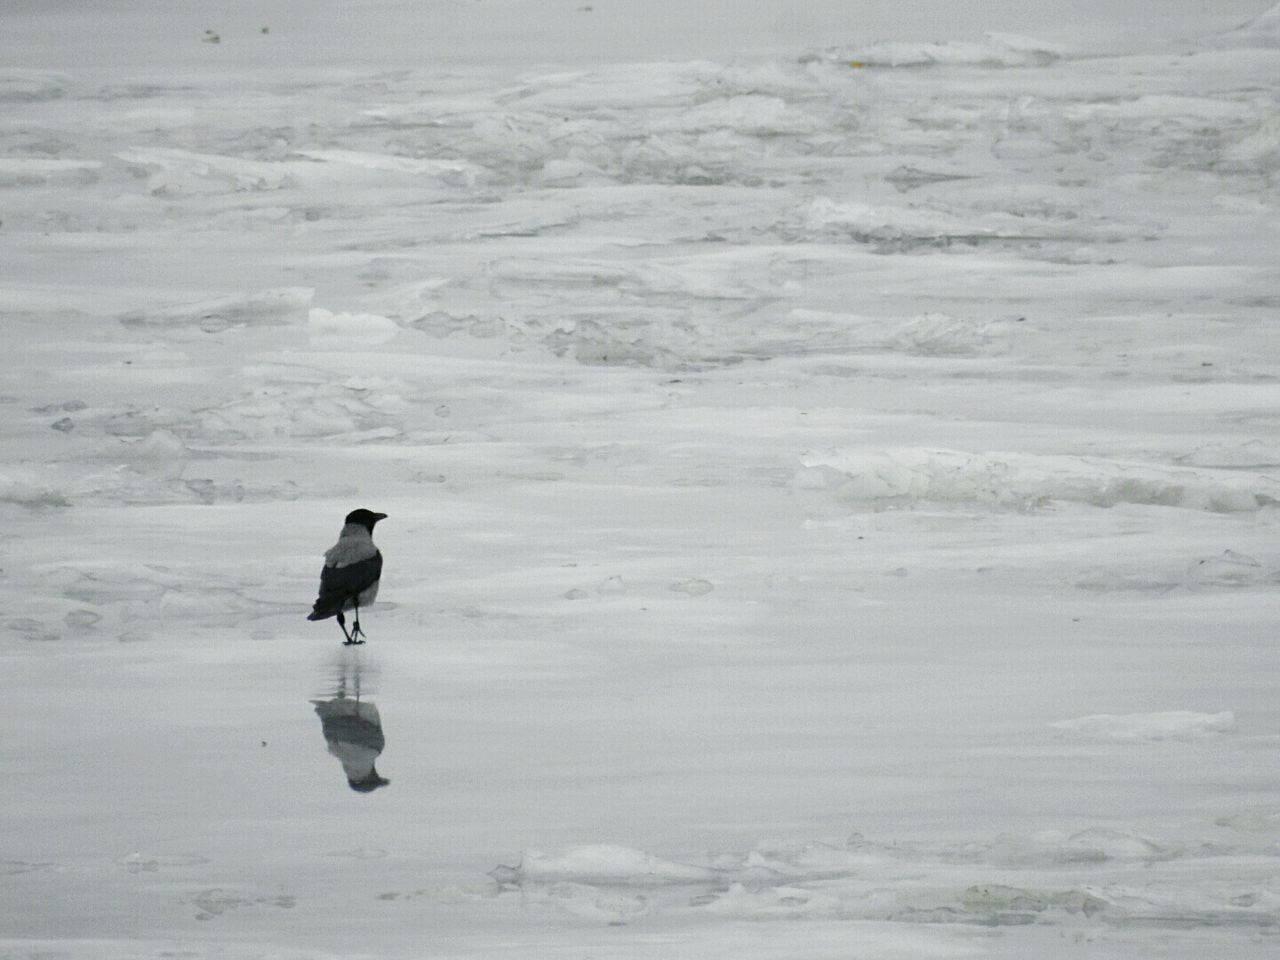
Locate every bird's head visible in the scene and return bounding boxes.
[344,508,388,532]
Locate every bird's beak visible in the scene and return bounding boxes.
[374,512,388,521]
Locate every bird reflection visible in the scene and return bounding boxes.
[311,651,390,792]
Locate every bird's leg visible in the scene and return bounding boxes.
[349,598,366,643]
[336,610,357,645]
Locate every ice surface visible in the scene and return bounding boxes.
[3,1,1280,959]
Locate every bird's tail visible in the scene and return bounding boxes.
[307,599,341,621]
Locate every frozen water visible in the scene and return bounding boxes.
[3,1,1280,958]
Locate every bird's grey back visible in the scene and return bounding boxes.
[324,523,379,568]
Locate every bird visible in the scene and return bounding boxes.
[307,508,387,645]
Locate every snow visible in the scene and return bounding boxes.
[3,1,1280,958]
[1050,710,1239,742]
[798,447,1279,512]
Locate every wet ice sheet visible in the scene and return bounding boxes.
[3,1,1280,958]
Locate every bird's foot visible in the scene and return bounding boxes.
[349,622,367,642]
[342,638,366,646]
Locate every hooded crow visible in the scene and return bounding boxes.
[307,508,387,644]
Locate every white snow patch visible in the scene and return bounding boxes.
[0,473,70,508]
[651,95,819,136]
[1222,113,1280,171]
[799,196,1098,248]
[984,827,1177,865]
[1186,549,1277,588]
[294,149,485,185]
[113,429,189,462]
[115,147,291,193]
[120,287,313,332]
[1051,710,1237,742]
[493,829,1280,928]
[798,447,1278,512]
[0,157,101,185]
[813,33,1067,68]
[307,308,401,346]
[1176,440,1280,468]
[1231,2,1280,46]
[0,69,72,101]
[491,845,722,886]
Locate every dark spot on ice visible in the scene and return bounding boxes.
[64,609,100,628]
[1,859,51,875]
[7,618,59,641]
[489,864,519,886]
[34,399,87,413]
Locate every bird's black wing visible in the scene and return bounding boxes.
[308,552,382,620]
